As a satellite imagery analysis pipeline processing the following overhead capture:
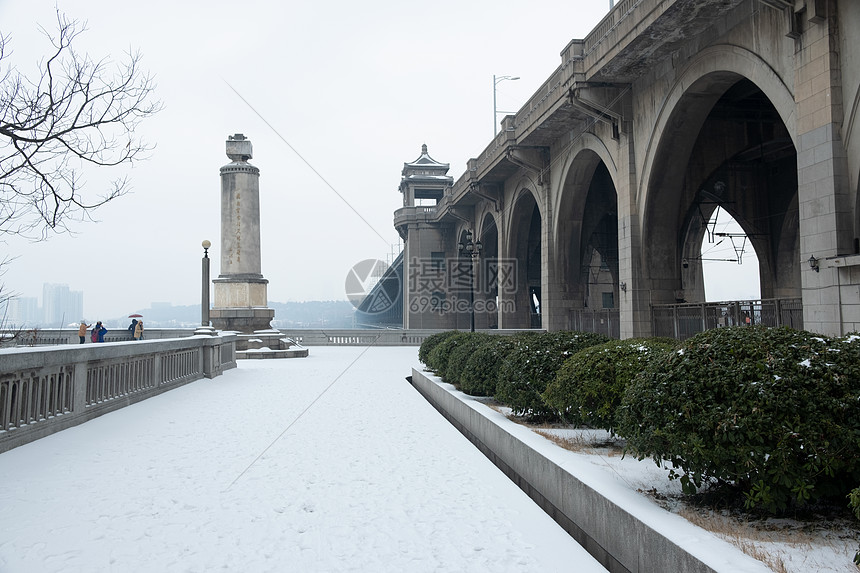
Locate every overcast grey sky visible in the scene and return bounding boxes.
[1,0,757,320]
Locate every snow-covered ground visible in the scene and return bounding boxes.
[0,347,606,573]
[523,427,859,573]
[2,345,856,572]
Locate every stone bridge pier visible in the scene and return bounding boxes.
[395,0,860,338]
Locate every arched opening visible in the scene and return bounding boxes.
[856,165,860,255]
[699,207,761,301]
[555,151,618,335]
[477,213,499,329]
[645,75,799,337]
[580,164,618,312]
[506,191,542,329]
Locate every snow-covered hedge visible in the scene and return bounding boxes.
[418,330,460,369]
[425,332,477,378]
[444,333,492,387]
[496,331,611,422]
[459,336,517,397]
[543,338,677,433]
[852,486,860,564]
[617,326,860,514]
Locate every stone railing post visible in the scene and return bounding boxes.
[72,360,88,414]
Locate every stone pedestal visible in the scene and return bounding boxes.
[234,330,309,359]
[210,305,275,333]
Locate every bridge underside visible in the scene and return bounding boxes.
[395,0,860,338]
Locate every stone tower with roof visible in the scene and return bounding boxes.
[394,144,458,329]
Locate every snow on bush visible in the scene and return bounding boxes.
[426,332,473,378]
[444,333,493,387]
[543,337,677,434]
[459,336,517,397]
[496,331,611,422]
[617,326,860,514]
[419,331,460,371]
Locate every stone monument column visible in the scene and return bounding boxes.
[210,134,275,332]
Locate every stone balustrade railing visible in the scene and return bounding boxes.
[3,327,197,347]
[0,333,237,453]
[3,327,542,349]
[278,328,540,346]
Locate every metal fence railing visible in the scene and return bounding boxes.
[651,298,803,341]
[569,309,621,339]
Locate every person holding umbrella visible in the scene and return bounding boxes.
[127,314,142,339]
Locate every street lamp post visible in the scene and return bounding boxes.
[201,240,211,327]
[493,74,520,136]
[458,230,483,332]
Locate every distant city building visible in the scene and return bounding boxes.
[41,284,83,327]
[7,296,40,328]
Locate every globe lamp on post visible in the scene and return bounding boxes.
[458,230,483,332]
[201,240,211,327]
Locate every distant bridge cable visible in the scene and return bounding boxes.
[223,335,382,491]
[222,79,391,247]
[485,85,631,233]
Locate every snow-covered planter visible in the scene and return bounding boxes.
[496,331,611,422]
[543,337,677,433]
[618,326,860,514]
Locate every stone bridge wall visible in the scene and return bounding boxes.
[396,0,860,338]
[0,334,237,453]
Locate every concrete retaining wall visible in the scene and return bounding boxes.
[409,369,771,573]
[0,334,237,453]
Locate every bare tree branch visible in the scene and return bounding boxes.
[0,9,162,239]
[0,256,26,347]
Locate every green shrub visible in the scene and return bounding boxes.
[496,331,611,422]
[459,336,517,396]
[444,333,492,387]
[850,486,860,565]
[543,337,677,433]
[426,332,471,376]
[852,486,860,521]
[617,326,860,513]
[419,331,460,368]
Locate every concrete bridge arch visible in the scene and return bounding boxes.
[639,44,800,308]
[475,210,500,329]
[396,1,859,336]
[501,182,544,328]
[548,135,620,330]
